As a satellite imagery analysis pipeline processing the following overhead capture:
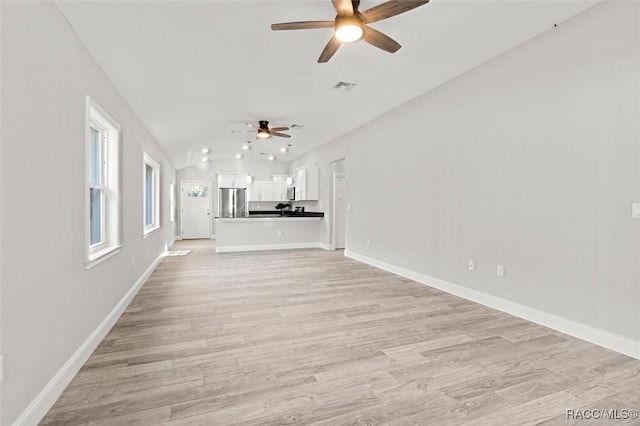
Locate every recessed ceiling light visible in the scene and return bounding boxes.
[242,145,250,151]
[235,154,242,159]
[333,81,357,91]
[202,148,210,154]
[280,147,287,153]
[202,157,209,162]
[268,155,275,161]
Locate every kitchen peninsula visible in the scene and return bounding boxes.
[215,211,325,253]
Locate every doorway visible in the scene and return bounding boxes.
[332,173,346,249]
[180,180,212,239]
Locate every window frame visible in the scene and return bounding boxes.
[85,96,122,268]
[143,153,161,236]
[169,181,176,223]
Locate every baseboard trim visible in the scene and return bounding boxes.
[344,250,640,360]
[318,243,335,251]
[216,242,325,253]
[13,254,165,426]
[168,236,179,249]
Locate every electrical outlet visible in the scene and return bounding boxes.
[497,265,505,277]
[277,230,282,236]
[468,260,475,271]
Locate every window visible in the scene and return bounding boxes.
[186,184,207,198]
[169,181,176,223]
[86,97,121,267]
[143,153,161,235]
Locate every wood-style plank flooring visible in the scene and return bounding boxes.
[42,240,640,425]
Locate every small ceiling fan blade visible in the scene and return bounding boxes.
[361,0,429,24]
[332,0,354,16]
[271,21,335,31]
[318,36,342,63]
[246,123,258,128]
[270,127,290,132]
[362,26,401,53]
[271,132,292,138]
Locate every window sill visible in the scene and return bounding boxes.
[143,225,162,239]
[86,244,123,270]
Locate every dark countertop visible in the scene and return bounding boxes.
[249,210,324,218]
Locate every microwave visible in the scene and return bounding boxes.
[286,186,296,200]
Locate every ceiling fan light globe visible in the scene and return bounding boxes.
[257,130,270,139]
[335,23,363,42]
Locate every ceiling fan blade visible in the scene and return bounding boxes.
[361,0,429,24]
[332,0,354,16]
[232,130,257,133]
[246,123,258,128]
[270,127,290,132]
[362,26,401,53]
[271,21,335,31]
[318,36,342,63]
[271,132,292,138]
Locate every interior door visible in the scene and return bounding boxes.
[181,181,212,239]
[333,173,346,249]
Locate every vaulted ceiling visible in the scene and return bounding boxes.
[56,0,598,169]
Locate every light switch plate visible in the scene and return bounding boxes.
[632,202,640,219]
[0,355,4,383]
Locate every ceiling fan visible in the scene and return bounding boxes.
[271,0,429,63]
[232,121,292,139]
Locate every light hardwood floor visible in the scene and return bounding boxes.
[42,240,640,425]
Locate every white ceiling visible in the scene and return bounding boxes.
[56,0,598,170]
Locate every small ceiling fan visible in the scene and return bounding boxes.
[271,0,429,63]
[232,121,292,139]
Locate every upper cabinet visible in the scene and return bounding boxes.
[219,171,316,202]
[295,166,319,201]
[218,174,247,189]
[272,175,288,202]
[248,180,275,201]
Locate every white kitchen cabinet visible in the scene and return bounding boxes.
[218,174,248,189]
[272,175,288,201]
[295,167,319,200]
[249,180,274,201]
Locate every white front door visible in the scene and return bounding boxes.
[181,181,212,239]
[333,173,346,249]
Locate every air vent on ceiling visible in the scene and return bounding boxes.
[333,81,357,91]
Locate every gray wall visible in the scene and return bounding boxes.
[1,2,176,423]
[293,1,640,341]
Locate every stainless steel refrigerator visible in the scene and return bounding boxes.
[219,187,248,218]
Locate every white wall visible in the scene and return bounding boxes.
[1,2,176,424]
[176,159,289,236]
[294,1,640,343]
